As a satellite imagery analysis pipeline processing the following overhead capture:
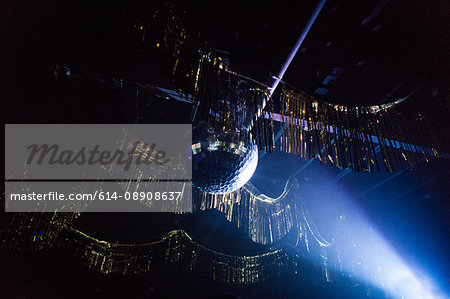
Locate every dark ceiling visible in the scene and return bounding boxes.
[176,0,449,106]
[5,0,447,139]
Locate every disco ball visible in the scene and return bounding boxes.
[191,123,258,194]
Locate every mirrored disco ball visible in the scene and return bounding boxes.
[191,123,258,194]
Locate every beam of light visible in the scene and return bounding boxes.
[252,0,327,130]
[335,216,445,298]
[269,0,327,96]
[299,183,447,298]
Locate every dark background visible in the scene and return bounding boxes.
[1,0,449,298]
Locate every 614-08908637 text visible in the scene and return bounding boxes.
[8,191,184,201]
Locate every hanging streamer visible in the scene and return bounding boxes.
[1,178,340,284]
[265,85,440,172]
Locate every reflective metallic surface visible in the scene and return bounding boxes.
[192,123,258,194]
